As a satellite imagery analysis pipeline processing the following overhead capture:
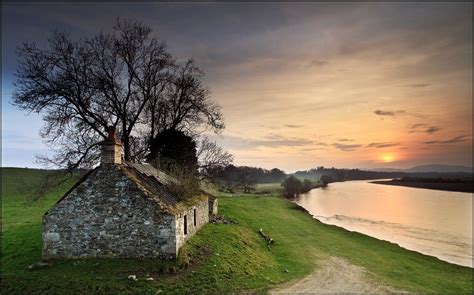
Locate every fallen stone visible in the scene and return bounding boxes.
[27,261,50,271]
[37,261,50,267]
[209,214,237,224]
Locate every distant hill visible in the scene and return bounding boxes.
[368,168,403,172]
[406,165,473,173]
[371,165,473,173]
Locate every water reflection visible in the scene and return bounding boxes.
[295,180,473,267]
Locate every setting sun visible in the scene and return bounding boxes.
[381,154,395,163]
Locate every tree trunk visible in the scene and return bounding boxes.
[123,137,130,161]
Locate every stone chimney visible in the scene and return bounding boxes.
[101,126,122,165]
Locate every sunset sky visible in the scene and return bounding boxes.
[2,2,472,172]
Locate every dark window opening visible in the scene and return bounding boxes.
[194,209,197,226]
[184,215,188,235]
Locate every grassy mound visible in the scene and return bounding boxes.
[1,168,472,294]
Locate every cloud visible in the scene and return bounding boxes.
[411,123,427,129]
[310,59,329,67]
[374,110,427,120]
[332,143,362,151]
[406,83,431,88]
[1,2,472,170]
[214,134,314,150]
[315,139,366,151]
[374,109,406,116]
[441,135,469,144]
[256,134,313,148]
[314,141,330,146]
[422,135,470,145]
[374,110,395,116]
[410,123,441,134]
[425,126,441,134]
[367,142,400,148]
[260,124,303,130]
[299,147,328,152]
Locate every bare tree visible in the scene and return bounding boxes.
[13,19,174,170]
[145,59,224,139]
[197,136,233,177]
[14,19,226,171]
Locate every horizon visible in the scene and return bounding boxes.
[1,163,472,175]
[2,2,472,171]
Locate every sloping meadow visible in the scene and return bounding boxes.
[1,168,473,294]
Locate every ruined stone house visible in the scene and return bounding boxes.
[42,127,215,259]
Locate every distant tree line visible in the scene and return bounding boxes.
[206,165,286,193]
[203,162,473,197]
[294,166,473,182]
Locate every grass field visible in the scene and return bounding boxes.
[1,168,473,294]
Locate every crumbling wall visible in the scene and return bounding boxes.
[175,198,209,252]
[42,165,177,259]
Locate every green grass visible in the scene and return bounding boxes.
[255,182,283,194]
[1,168,473,294]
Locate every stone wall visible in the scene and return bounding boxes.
[175,198,209,252]
[43,165,178,259]
[209,198,218,215]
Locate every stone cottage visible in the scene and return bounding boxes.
[42,127,214,259]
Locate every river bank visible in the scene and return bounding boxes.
[296,180,473,267]
[2,169,473,293]
[371,179,473,193]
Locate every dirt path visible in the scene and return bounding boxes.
[270,256,405,294]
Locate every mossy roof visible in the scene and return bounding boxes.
[48,162,208,216]
[121,162,208,214]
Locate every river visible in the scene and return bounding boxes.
[295,180,473,267]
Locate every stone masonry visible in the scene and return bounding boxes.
[176,200,209,250]
[100,127,122,165]
[42,127,212,260]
